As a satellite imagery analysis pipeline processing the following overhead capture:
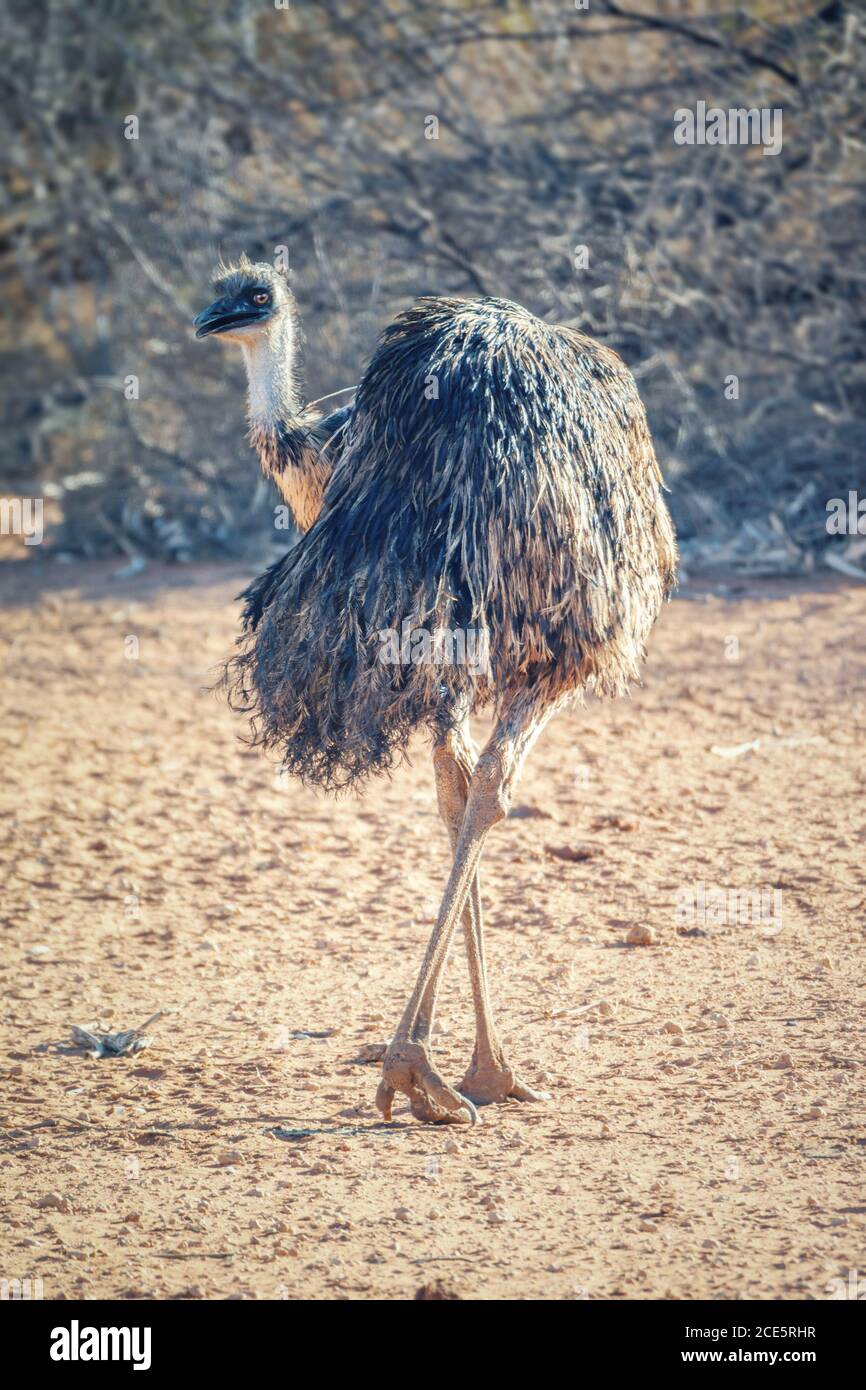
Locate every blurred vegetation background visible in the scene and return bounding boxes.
[2,0,864,574]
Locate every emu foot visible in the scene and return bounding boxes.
[459,1054,551,1106]
[376,1039,479,1126]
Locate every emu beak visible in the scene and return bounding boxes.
[193,297,265,339]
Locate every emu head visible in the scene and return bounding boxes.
[193,254,295,345]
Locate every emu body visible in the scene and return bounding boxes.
[194,258,677,1124]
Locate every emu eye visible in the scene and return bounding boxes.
[251,291,270,307]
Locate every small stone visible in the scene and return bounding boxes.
[444,1138,461,1155]
[661,1020,684,1035]
[546,843,604,862]
[395,1206,413,1222]
[488,1207,515,1223]
[415,1279,461,1300]
[216,1149,244,1166]
[639,1219,658,1233]
[35,1192,69,1213]
[356,1042,387,1063]
[627,925,657,946]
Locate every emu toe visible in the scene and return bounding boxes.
[459,1058,552,1107]
[376,1040,478,1126]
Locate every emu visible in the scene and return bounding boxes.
[194,256,677,1125]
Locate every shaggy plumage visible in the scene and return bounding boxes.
[224,295,677,792]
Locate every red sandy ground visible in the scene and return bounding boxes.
[0,559,864,1300]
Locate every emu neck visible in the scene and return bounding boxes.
[241,317,300,429]
[241,318,330,534]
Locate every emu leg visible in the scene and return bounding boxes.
[435,723,550,1106]
[376,690,556,1125]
